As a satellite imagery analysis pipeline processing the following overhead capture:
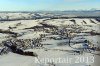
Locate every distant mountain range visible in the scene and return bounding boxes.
[35,10,100,17]
[0,10,100,21]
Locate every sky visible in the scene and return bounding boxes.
[0,0,100,11]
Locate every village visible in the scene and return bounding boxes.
[0,17,100,66]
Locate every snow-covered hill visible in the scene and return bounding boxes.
[0,13,100,66]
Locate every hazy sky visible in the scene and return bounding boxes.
[0,0,100,11]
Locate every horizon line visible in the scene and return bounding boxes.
[0,9,100,12]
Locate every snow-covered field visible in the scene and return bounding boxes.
[0,13,100,66]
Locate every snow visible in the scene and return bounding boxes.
[0,33,10,43]
[0,20,40,30]
[43,18,99,26]
[0,52,39,66]
[0,15,100,66]
[17,31,48,39]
